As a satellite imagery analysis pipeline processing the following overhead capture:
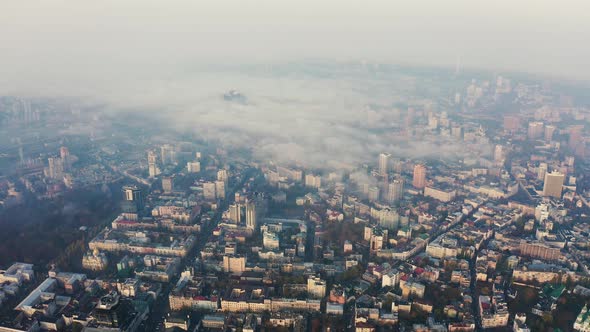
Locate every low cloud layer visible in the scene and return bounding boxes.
[92,67,491,170]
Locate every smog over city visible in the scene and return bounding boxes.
[0,1,589,331]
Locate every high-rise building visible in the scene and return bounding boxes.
[215,180,226,199]
[245,194,266,231]
[544,125,556,141]
[147,151,160,178]
[494,145,505,163]
[186,161,200,173]
[537,163,548,181]
[245,201,257,230]
[503,116,521,132]
[47,157,64,180]
[203,182,217,200]
[378,153,391,177]
[121,185,144,214]
[60,146,69,160]
[368,186,380,202]
[377,208,399,230]
[217,169,229,182]
[229,203,242,223]
[160,144,176,165]
[387,179,404,203]
[412,164,427,189]
[535,203,550,223]
[60,146,71,171]
[527,122,544,140]
[542,171,565,198]
[20,99,33,123]
[162,177,174,193]
[305,174,321,189]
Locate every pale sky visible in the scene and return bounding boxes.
[0,0,589,93]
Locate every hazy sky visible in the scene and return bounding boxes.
[7,0,582,168]
[0,0,589,95]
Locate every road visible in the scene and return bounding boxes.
[138,167,258,332]
[468,235,493,331]
[104,163,151,186]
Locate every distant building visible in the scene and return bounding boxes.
[164,316,190,331]
[147,150,160,178]
[121,185,143,214]
[47,157,64,180]
[162,176,174,193]
[203,182,217,201]
[263,232,280,250]
[0,263,34,284]
[305,174,321,189]
[202,314,226,329]
[160,144,176,165]
[82,250,109,271]
[59,146,69,160]
[519,240,562,261]
[378,153,390,177]
[368,186,380,202]
[246,201,257,230]
[424,186,456,202]
[479,295,509,328]
[494,145,505,163]
[60,146,71,170]
[223,255,246,274]
[217,169,229,183]
[229,203,242,224]
[186,161,200,173]
[387,179,404,203]
[215,180,226,199]
[527,121,544,140]
[400,280,425,300]
[412,164,427,189]
[91,292,141,330]
[544,125,556,141]
[343,240,353,254]
[542,171,565,198]
[503,115,521,132]
[307,276,326,299]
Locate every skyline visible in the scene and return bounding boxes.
[1,2,590,331]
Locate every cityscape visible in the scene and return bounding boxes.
[1,2,590,332]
